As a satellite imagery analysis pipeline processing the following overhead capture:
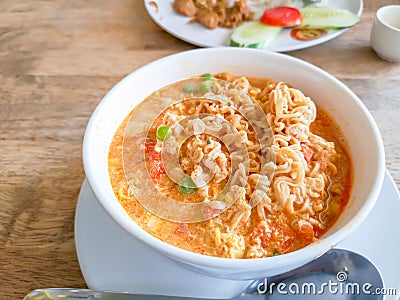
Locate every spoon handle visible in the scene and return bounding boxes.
[24,288,266,300]
[24,288,195,300]
[304,0,321,4]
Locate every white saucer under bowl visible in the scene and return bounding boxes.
[75,170,400,299]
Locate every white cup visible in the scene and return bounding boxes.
[370,5,400,62]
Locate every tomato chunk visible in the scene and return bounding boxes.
[271,221,295,254]
[175,224,189,235]
[313,225,324,238]
[260,6,302,27]
[145,140,166,180]
[293,220,315,242]
[254,221,295,254]
[144,140,155,154]
[301,144,314,162]
[149,151,165,179]
[203,205,223,220]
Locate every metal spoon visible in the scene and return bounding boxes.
[303,0,321,5]
[24,249,383,300]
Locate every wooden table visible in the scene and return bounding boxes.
[1,1,399,299]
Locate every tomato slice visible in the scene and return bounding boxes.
[260,6,302,27]
[291,28,327,41]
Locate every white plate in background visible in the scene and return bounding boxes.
[144,0,363,52]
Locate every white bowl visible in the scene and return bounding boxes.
[83,48,385,280]
[370,5,400,62]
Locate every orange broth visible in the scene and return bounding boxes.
[108,74,353,258]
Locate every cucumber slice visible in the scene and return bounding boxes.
[299,7,360,29]
[230,21,281,49]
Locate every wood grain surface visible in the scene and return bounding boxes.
[1,1,399,299]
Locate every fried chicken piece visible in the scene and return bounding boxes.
[173,0,197,17]
[223,0,254,28]
[192,8,221,29]
[176,0,254,29]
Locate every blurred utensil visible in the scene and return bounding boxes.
[304,0,321,4]
[24,249,383,300]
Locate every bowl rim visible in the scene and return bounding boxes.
[376,5,400,33]
[83,47,385,270]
